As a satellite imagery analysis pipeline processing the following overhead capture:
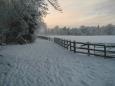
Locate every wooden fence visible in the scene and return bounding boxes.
[54,37,115,58]
[38,36,50,40]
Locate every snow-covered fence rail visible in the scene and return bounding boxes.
[54,38,115,58]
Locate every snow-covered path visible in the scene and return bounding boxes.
[0,39,115,86]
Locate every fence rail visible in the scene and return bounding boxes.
[38,36,50,40]
[54,37,115,58]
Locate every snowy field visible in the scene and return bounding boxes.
[48,35,115,44]
[0,39,115,86]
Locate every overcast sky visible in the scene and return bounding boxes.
[44,0,115,28]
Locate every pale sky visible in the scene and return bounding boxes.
[44,0,115,28]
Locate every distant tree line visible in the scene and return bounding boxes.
[45,24,115,35]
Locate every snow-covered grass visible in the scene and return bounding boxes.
[0,39,115,86]
[48,35,115,44]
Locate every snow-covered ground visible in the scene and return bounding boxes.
[48,35,115,43]
[0,39,115,86]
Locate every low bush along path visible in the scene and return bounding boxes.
[0,39,115,86]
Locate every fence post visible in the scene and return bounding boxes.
[54,38,55,43]
[68,41,70,50]
[94,44,95,55]
[88,42,90,56]
[62,39,64,47]
[67,40,70,50]
[70,41,72,51]
[65,40,67,49]
[64,39,66,48]
[73,41,76,53]
[104,45,106,57]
